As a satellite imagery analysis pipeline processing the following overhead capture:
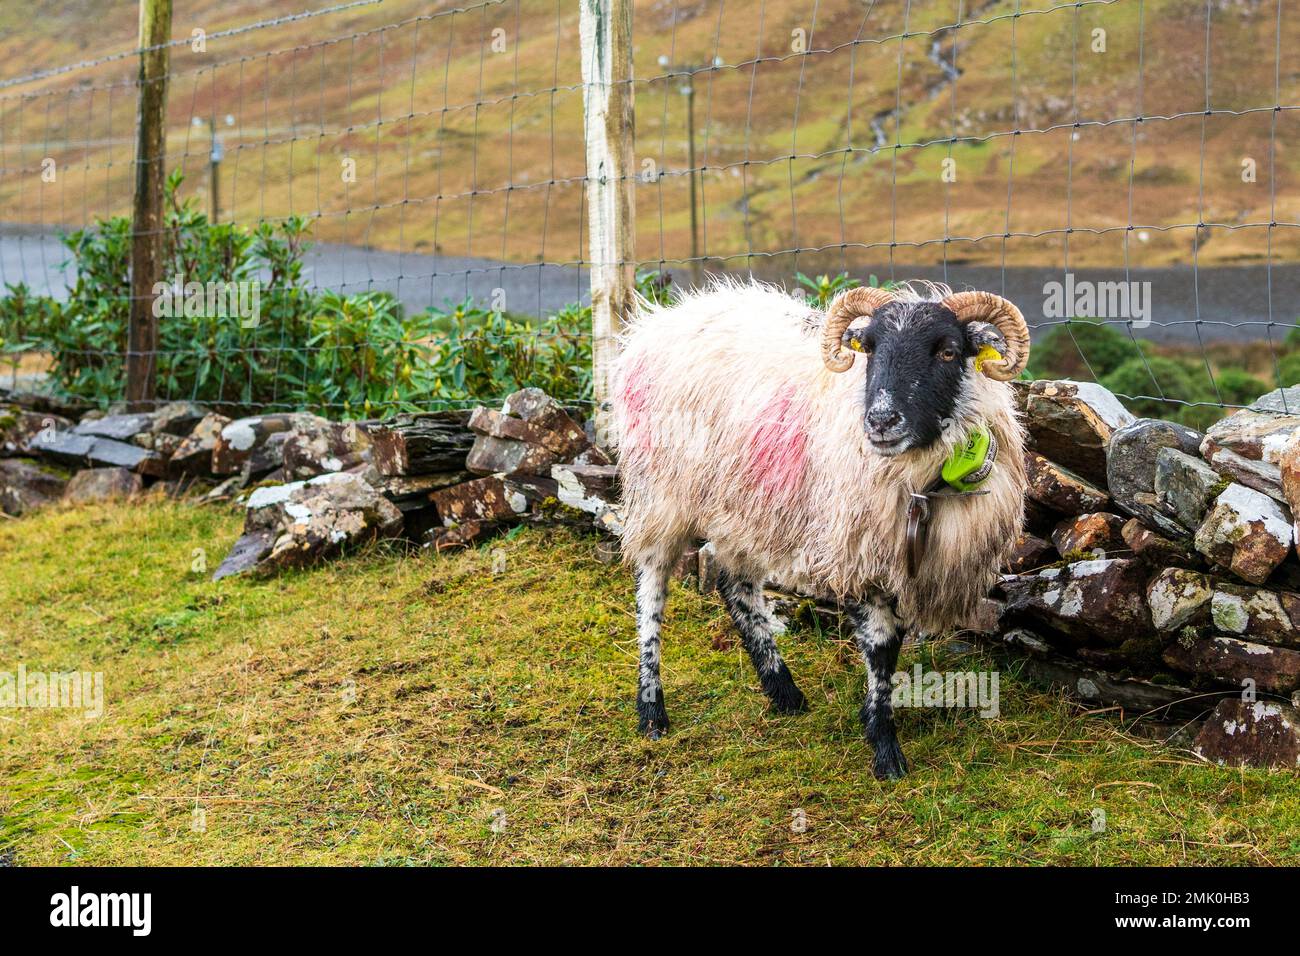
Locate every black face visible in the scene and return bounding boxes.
[846,302,1003,456]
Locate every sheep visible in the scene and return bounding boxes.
[609,279,1030,779]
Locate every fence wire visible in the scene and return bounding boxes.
[0,0,1296,423]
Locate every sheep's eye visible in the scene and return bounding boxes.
[937,346,959,363]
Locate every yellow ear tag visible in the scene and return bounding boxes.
[974,344,1003,373]
[848,336,866,353]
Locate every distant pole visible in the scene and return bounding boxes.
[684,80,700,287]
[208,120,221,223]
[580,0,635,446]
[127,0,173,410]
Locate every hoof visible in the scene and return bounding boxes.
[637,695,670,739]
[767,681,809,715]
[871,739,909,781]
[762,663,809,715]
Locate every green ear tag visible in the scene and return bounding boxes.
[941,427,997,492]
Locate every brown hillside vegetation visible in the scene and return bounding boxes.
[0,0,1296,273]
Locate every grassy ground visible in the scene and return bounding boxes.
[1,498,1298,866]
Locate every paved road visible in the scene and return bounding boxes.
[3,226,1296,343]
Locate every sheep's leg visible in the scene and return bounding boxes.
[635,563,671,739]
[717,569,808,714]
[848,593,908,780]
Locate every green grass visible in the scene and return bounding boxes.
[1,499,1298,865]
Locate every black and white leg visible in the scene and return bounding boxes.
[635,562,671,739]
[847,592,908,780]
[717,569,808,714]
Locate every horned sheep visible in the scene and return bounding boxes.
[610,279,1031,779]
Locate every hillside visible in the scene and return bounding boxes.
[0,0,1295,276]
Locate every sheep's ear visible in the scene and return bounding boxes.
[841,328,871,354]
[964,320,1007,357]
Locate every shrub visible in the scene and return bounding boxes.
[1213,367,1269,407]
[5,172,599,416]
[1029,321,1140,381]
[1101,356,1224,430]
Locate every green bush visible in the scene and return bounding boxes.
[1101,356,1223,430]
[5,173,596,416]
[1213,367,1269,407]
[1277,353,1300,390]
[1029,321,1141,381]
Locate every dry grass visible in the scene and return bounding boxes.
[1,498,1298,865]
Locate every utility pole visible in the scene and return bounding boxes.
[194,114,233,222]
[580,0,635,446]
[127,0,173,411]
[656,56,723,289]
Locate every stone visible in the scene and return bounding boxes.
[1003,532,1056,573]
[365,411,474,476]
[1023,451,1110,515]
[1025,379,1134,486]
[62,467,143,504]
[1051,512,1126,557]
[149,401,208,437]
[468,404,588,460]
[1280,433,1300,554]
[465,435,556,477]
[698,541,720,594]
[219,472,403,578]
[1106,418,1203,530]
[1250,386,1300,414]
[1202,444,1285,502]
[1120,518,1196,567]
[1146,568,1213,631]
[552,463,618,514]
[1002,557,1150,644]
[28,429,165,476]
[426,519,496,552]
[1193,483,1293,584]
[961,597,1005,635]
[72,412,154,442]
[281,419,372,480]
[1163,636,1300,694]
[1154,446,1224,532]
[1209,583,1300,648]
[0,407,71,456]
[593,503,624,537]
[374,471,473,501]
[1192,699,1300,769]
[171,412,231,475]
[1201,401,1300,471]
[211,529,276,581]
[0,458,67,515]
[429,476,525,526]
[988,640,1197,715]
[212,413,323,475]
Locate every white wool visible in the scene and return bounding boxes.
[611,280,1027,633]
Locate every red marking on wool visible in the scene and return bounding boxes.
[620,357,654,454]
[746,386,808,499]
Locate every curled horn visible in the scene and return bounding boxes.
[821,287,897,373]
[940,290,1031,381]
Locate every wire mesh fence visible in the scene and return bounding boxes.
[0,0,1297,425]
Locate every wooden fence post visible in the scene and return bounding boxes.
[126,0,173,410]
[579,0,635,446]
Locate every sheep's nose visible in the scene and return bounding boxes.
[867,407,902,433]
